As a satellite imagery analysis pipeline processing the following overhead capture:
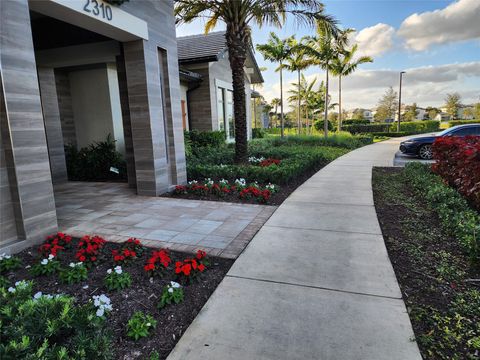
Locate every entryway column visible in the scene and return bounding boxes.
[0,0,58,252]
[37,67,68,184]
[123,40,170,196]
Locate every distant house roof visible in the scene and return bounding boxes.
[177,31,264,84]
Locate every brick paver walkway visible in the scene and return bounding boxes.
[55,182,276,258]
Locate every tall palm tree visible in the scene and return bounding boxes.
[330,44,373,130]
[271,97,281,127]
[257,33,293,138]
[176,1,337,162]
[304,25,350,137]
[281,37,310,134]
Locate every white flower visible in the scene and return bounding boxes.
[41,259,48,265]
[69,262,75,268]
[96,308,105,317]
[94,298,101,307]
[146,322,151,327]
[99,294,110,304]
[7,287,15,293]
[168,287,174,293]
[107,269,112,274]
[83,285,89,289]
[104,304,112,311]
[33,291,43,299]
[170,281,180,288]
[48,254,54,260]
[114,266,122,274]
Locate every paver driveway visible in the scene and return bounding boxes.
[167,138,423,360]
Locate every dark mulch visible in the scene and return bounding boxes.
[3,240,233,360]
[161,161,328,206]
[372,167,479,360]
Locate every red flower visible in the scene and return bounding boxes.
[196,250,206,260]
[79,255,86,262]
[198,263,205,272]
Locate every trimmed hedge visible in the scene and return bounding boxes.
[343,120,440,135]
[314,120,334,132]
[261,133,373,149]
[448,120,479,127]
[184,130,225,148]
[342,119,370,125]
[371,132,409,137]
[404,163,480,263]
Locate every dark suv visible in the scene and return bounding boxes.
[399,123,480,160]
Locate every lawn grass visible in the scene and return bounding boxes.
[372,167,479,360]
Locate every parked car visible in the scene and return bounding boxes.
[399,124,480,160]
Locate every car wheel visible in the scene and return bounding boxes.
[419,144,433,160]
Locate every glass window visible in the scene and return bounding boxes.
[452,127,479,136]
[226,90,234,139]
[217,88,225,131]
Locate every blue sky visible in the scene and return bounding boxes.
[176,0,480,109]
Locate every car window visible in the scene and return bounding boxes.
[451,127,479,136]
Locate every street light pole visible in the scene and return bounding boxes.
[397,71,406,132]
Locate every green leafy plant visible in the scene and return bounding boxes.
[0,253,21,274]
[0,282,113,359]
[158,281,184,309]
[146,351,160,360]
[104,266,132,291]
[30,255,60,276]
[404,163,480,263]
[65,134,126,182]
[126,312,157,340]
[59,262,88,284]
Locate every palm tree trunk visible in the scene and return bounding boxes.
[297,69,301,135]
[338,75,342,131]
[280,64,284,138]
[324,67,329,137]
[226,27,248,164]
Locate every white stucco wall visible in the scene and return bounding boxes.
[69,65,125,154]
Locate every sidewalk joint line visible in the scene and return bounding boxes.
[263,224,383,236]
[285,200,374,207]
[226,274,402,300]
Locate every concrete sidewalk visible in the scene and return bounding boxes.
[167,138,422,360]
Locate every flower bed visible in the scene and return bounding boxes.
[432,135,480,210]
[175,178,278,203]
[0,233,233,359]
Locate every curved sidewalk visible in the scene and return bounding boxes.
[168,138,422,360]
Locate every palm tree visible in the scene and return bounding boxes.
[176,1,337,162]
[330,44,372,130]
[281,37,310,134]
[304,25,350,137]
[257,33,293,138]
[271,98,281,127]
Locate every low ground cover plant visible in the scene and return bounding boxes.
[39,232,72,257]
[0,281,113,359]
[343,120,439,135]
[104,265,132,291]
[59,261,88,284]
[75,235,106,267]
[126,311,157,340]
[0,253,21,274]
[432,136,480,210]
[1,233,230,359]
[404,162,480,263]
[373,167,479,360]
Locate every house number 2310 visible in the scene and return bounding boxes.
[83,0,113,21]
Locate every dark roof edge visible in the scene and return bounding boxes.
[178,55,219,65]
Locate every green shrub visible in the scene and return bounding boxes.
[252,128,267,139]
[448,120,479,127]
[399,120,439,133]
[65,134,127,182]
[403,163,480,263]
[104,266,132,291]
[158,281,184,309]
[0,254,21,274]
[0,281,113,359]
[342,119,370,125]
[371,131,409,137]
[263,132,373,149]
[342,123,391,134]
[185,130,226,148]
[314,120,334,132]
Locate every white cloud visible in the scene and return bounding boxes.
[353,23,396,57]
[398,0,480,51]
[261,62,480,110]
